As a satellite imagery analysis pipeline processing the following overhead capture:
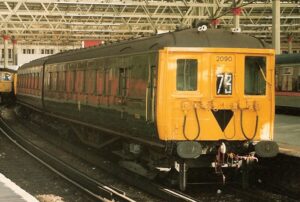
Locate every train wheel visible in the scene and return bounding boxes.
[179,161,187,191]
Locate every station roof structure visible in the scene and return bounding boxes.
[0,0,299,47]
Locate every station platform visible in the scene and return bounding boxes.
[0,173,38,202]
[274,114,300,157]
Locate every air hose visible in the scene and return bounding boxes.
[182,107,200,141]
[240,110,258,140]
[223,112,236,139]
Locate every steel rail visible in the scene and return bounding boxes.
[0,116,135,202]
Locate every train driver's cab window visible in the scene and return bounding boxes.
[244,56,266,95]
[176,59,197,91]
[2,72,11,81]
[298,75,300,91]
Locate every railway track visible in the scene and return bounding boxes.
[0,116,135,202]
[0,107,199,202]
[226,185,296,202]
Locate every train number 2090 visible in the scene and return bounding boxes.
[216,56,232,62]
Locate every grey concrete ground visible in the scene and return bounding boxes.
[274,114,300,149]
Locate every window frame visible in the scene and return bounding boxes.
[118,67,128,97]
[176,58,198,92]
[244,55,267,96]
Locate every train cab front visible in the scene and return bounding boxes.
[156,47,278,190]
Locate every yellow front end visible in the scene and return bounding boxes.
[157,48,275,142]
[0,72,14,93]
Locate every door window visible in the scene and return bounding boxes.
[176,59,197,91]
[244,56,266,95]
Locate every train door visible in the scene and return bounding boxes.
[156,49,203,141]
[146,65,157,122]
[210,54,236,140]
[239,54,274,141]
[118,67,128,102]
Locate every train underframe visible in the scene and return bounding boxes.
[17,103,278,191]
[69,122,278,191]
[110,139,275,191]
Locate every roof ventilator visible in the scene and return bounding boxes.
[197,25,207,32]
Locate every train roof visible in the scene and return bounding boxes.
[276,53,300,65]
[20,28,270,69]
[0,68,16,73]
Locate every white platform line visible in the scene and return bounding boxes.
[0,173,39,202]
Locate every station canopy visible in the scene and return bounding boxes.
[0,0,299,46]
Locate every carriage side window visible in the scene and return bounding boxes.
[20,75,22,87]
[72,71,76,93]
[81,71,85,93]
[94,70,102,95]
[50,72,57,91]
[119,68,128,97]
[103,70,106,95]
[298,75,300,92]
[29,74,32,88]
[103,68,112,95]
[55,72,58,91]
[32,73,35,89]
[108,68,112,95]
[64,69,68,92]
[244,56,266,95]
[74,70,84,93]
[28,74,30,88]
[22,75,24,87]
[67,71,75,92]
[34,73,37,89]
[28,74,31,88]
[24,74,26,88]
[85,69,96,94]
[47,72,51,90]
[92,69,97,94]
[85,70,90,94]
[87,61,96,94]
[37,73,40,89]
[176,59,198,91]
[25,75,27,88]
[75,70,84,93]
[26,74,28,88]
[85,70,89,94]
[58,71,66,91]
[27,74,30,88]
[64,71,67,92]
[33,73,36,89]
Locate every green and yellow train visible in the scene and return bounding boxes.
[0,68,16,103]
[16,28,279,190]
